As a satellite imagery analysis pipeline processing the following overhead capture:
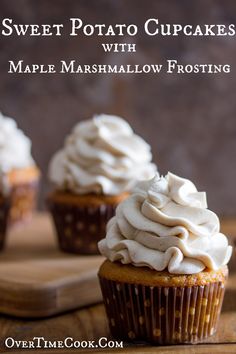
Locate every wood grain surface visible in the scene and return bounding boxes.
[0,214,104,317]
[0,214,235,353]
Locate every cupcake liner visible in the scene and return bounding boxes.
[48,200,117,255]
[9,179,39,225]
[0,197,10,250]
[99,276,226,345]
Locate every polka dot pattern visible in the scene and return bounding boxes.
[99,276,226,345]
[49,200,118,254]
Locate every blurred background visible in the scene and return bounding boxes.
[0,0,236,215]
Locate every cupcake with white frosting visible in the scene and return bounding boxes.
[48,114,157,254]
[0,112,40,226]
[98,172,232,344]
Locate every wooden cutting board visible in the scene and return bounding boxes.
[0,213,104,318]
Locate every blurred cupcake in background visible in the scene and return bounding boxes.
[98,172,232,344]
[48,114,157,254]
[0,112,40,226]
[0,173,10,249]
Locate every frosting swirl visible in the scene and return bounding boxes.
[0,112,35,174]
[98,172,232,274]
[49,114,157,195]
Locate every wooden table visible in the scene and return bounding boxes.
[0,214,235,353]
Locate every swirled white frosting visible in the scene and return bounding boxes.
[0,112,35,174]
[49,114,157,195]
[98,172,232,274]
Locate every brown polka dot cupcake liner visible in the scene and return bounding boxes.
[48,201,117,255]
[99,276,226,345]
[9,180,39,225]
[0,196,10,250]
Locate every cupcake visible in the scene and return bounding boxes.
[0,112,40,225]
[48,114,157,254]
[98,172,232,344]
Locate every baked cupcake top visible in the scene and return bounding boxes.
[0,112,35,173]
[49,114,157,195]
[98,172,232,274]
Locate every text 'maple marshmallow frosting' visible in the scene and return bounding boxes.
[49,114,157,195]
[98,172,232,274]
